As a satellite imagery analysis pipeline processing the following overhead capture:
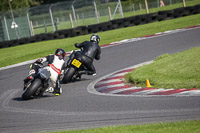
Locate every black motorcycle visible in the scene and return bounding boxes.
[22,64,52,100]
[62,50,86,83]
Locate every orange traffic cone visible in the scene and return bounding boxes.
[146,79,152,88]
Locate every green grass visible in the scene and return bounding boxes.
[0,13,200,68]
[32,0,200,34]
[122,0,200,18]
[126,47,200,89]
[42,120,200,133]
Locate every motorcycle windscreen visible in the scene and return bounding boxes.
[38,68,51,79]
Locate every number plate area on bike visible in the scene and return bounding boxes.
[71,59,82,68]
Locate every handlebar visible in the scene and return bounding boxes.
[33,62,44,68]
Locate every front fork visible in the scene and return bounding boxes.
[34,79,48,96]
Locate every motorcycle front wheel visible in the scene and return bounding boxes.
[22,78,42,100]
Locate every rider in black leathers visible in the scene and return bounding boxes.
[74,34,101,76]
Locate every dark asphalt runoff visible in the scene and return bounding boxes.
[0,27,200,133]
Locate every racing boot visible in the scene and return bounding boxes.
[53,87,62,96]
[45,87,54,93]
[79,70,96,76]
[53,80,62,96]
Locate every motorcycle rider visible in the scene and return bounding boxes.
[24,48,66,96]
[74,34,101,77]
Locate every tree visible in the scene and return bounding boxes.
[0,0,39,12]
[35,0,73,5]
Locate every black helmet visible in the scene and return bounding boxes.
[90,34,100,43]
[55,48,66,59]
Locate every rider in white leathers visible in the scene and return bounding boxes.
[24,48,66,95]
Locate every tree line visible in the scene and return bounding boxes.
[0,0,155,12]
[0,0,68,12]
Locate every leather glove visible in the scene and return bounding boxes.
[35,59,43,63]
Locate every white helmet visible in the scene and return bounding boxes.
[90,34,100,43]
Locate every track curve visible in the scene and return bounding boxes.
[89,61,200,96]
[0,27,200,133]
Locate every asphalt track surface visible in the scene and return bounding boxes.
[0,28,200,133]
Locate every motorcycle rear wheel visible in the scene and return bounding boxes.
[22,78,42,100]
[62,67,76,83]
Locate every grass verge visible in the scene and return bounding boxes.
[42,120,200,133]
[34,0,200,34]
[125,47,200,89]
[0,14,200,68]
